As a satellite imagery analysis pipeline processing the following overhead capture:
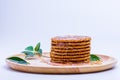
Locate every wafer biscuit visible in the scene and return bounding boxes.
[52,41,90,46]
[50,54,90,59]
[51,45,90,50]
[51,47,90,53]
[51,59,90,63]
[51,56,90,60]
[50,51,90,56]
[52,35,91,42]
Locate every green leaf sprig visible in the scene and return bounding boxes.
[90,54,100,61]
[22,42,42,59]
[7,57,29,64]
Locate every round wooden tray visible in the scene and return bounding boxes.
[6,52,117,74]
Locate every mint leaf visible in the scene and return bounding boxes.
[36,49,42,56]
[90,54,100,61]
[7,57,29,64]
[35,42,40,51]
[38,49,42,53]
[25,46,33,51]
[22,42,42,59]
[22,51,34,57]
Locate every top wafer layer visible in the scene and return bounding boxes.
[52,35,91,42]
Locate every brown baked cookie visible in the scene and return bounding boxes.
[50,51,90,56]
[51,47,90,53]
[51,56,90,61]
[51,58,90,63]
[51,35,91,42]
[50,60,89,63]
[50,53,90,59]
[52,41,90,46]
[51,45,90,50]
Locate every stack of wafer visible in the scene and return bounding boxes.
[50,35,91,63]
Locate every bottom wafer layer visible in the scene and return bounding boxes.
[51,58,90,63]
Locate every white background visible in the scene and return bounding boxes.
[0,0,120,80]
